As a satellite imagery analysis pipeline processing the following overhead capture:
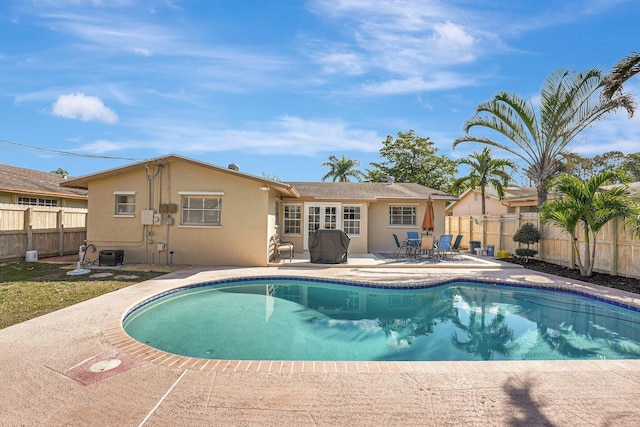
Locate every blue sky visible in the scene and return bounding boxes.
[1,0,639,184]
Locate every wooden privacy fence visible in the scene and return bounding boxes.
[446,213,640,279]
[0,204,87,262]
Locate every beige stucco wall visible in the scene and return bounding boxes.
[448,191,507,216]
[279,201,369,255]
[367,199,448,253]
[86,161,271,266]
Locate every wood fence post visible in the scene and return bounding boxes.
[481,215,487,248]
[498,214,504,251]
[611,217,619,276]
[24,208,33,251]
[57,209,64,255]
[538,215,545,262]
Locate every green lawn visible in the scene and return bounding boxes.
[0,262,172,329]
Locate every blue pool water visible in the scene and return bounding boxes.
[122,278,640,361]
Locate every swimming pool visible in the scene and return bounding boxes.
[122,277,640,361]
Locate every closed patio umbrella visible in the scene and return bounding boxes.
[422,195,434,232]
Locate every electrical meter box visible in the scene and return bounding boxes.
[141,210,155,225]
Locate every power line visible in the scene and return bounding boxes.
[0,138,140,161]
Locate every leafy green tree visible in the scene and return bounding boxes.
[558,152,592,180]
[453,68,635,208]
[621,153,640,181]
[51,167,69,176]
[321,154,364,182]
[560,151,626,180]
[540,171,639,277]
[512,223,541,263]
[601,51,640,101]
[450,147,517,214]
[366,130,457,191]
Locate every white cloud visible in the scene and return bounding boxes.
[102,116,383,157]
[573,110,640,156]
[306,0,498,94]
[76,139,125,153]
[361,73,474,94]
[52,93,119,123]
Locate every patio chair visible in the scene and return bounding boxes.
[419,234,436,260]
[272,234,294,262]
[449,234,464,259]
[407,231,421,256]
[392,233,412,258]
[434,234,453,259]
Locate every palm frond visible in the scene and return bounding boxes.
[601,51,640,102]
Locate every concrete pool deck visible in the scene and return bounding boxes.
[3,257,640,426]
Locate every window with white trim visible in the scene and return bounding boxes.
[389,205,416,226]
[114,192,135,215]
[283,204,302,234]
[181,194,222,226]
[18,197,58,207]
[342,206,361,235]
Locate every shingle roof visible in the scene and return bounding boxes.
[287,182,457,201]
[0,164,87,199]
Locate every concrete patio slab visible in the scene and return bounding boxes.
[2,262,640,426]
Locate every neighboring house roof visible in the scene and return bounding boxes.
[601,181,640,198]
[500,186,538,202]
[287,182,457,201]
[446,186,537,212]
[0,164,87,200]
[60,154,300,197]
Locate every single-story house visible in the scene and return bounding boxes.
[446,186,538,216]
[0,164,87,208]
[61,154,457,266]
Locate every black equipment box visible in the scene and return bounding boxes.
[99,250,124,266]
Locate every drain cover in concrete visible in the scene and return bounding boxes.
[89,358,122,372]
[64,350,146,386]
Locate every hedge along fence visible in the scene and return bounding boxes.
[0,203,87,262]
[446,213,640,279]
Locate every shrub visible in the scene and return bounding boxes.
[513,223,541,263]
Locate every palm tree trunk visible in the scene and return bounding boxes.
[581,226,592,277]
[481,188,486,215]
[586,237,597,277]
[572,238,584,271]
[536,183,548,209]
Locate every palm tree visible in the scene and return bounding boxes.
[453,67,635,208]
[321,155,364,182]
[601,51,640,102]
[450,148,517,214]
[601,52,640,241]
[539,171,639,277]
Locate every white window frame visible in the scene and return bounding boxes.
[114,191,136,217]
[342,205,362,236]
[303,202,342,250]
[178,191,224,227]
[17,196,58,207]
[388,204,417,226]
[283,203,302,235]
